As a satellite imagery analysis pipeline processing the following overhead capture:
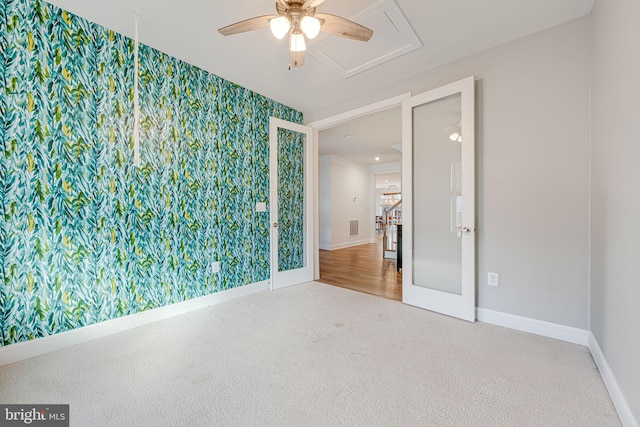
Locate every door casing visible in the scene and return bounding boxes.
[269,117,315,290]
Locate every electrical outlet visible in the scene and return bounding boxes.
[212,261,221,274]
[487,272,499,287]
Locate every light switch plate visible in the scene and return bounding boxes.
[212,261,220,274]
[256,202,267,212]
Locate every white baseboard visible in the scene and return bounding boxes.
[319,239,372,251]
[0,280,270,367]
[589,333,639,427]
[476,308,590,346]
[477,308,638,426]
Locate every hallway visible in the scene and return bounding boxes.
[319,232,402,301]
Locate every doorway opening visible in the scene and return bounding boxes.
[310,99,405,301]
[311,77,476,321]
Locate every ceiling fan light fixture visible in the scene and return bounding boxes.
[290,31,307,52]
[218,0,373,69]
[270,16,291,40]
[300,16,321,39]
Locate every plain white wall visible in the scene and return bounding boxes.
[590,0,640,420]
[307,17,591,329]
[319,155,372,250]
[319,158,332,247]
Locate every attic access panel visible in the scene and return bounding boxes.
[310,0,422,78]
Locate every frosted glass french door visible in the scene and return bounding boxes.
[401,77,476,322]
[269,118,314,290]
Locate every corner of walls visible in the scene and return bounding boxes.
[589,333,640,427]
[589,0,640,422]
[477,306,637,426]
[586,10,593,334]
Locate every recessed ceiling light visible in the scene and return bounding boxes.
[385,180,389,183]
[375,157,380,161]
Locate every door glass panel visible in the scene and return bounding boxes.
[412,93,462,294]
[277,128,306,272]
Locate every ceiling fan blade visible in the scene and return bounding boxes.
[218,15,277,36]
[316,13,373,42]
[290,50,306,68]
[304,0,326,8]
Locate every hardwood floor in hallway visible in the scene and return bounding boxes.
[319,232,402,301]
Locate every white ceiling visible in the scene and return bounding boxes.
[46,0,595,117]
[310,0,423,78]
[375,173,401,190]
[319,106,401,165]
[45,0,594,166]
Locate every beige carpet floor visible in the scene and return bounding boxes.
[0,282,620,426]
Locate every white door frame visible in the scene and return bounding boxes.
[307,93,412,131]
[307,93,411,280]
[269,117,315,290]
[308,79,476,322]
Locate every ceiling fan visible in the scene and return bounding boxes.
[218,0,374,68]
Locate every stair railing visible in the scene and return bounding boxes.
[382,199,402,259]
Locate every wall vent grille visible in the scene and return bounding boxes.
[350,220,359,237]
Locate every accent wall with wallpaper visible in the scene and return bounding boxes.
[0,0,304,345]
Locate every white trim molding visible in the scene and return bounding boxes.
[319,154,369,169]
[371,162,401,174]
[319,239,372,251]
[308,0,422,79]
[477,308,590,346]
[307,93,410,130]
[0,281,270,367]
[477,308,637,426]
[589,333,639,427]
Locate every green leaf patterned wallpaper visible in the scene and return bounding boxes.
[0,0,303,346]
[277,128,305,272]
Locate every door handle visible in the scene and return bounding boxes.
[456,226,471,237]
[273,222,278,228]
